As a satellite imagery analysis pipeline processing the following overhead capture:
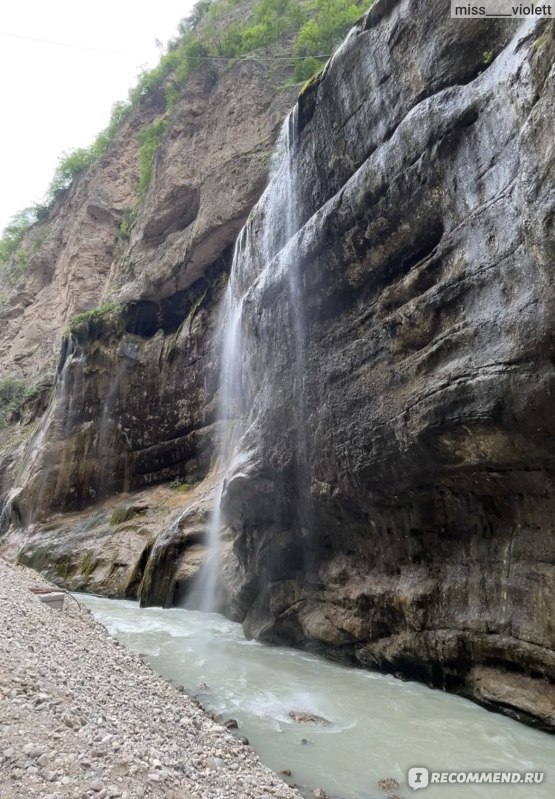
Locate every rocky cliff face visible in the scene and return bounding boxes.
[0,0,553,730]
[0,41,297,514]
[218,1,555,729]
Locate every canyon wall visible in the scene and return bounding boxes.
[0,0,553,729]
[220,0,555,729]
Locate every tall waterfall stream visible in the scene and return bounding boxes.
[81,595,553,799]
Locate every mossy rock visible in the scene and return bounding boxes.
[169,479,194,492]
[80,550,97,577]
[298,63,326,102]
[68,302,124,342]
[110,506,138,525]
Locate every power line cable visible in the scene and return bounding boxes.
[0,29,331,61]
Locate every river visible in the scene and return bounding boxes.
[80,595,553,799]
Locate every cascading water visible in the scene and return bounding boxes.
[0,335,83,534]
[267,107,315,569]
[30,336,85,521]
[184,230,249,612]
[0,488,19,537]
[185,106,315,610]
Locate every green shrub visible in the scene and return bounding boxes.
[137,117,169,196]
[179,0,215,33]
[0,378,31,428]
[0,218,52,290]
[295,0,368,56]
[294,56,324,83]
[117,207,138,241]
[48,148,97,200]
[90,100,133,159]
[68,302,122,333]
[0,207,41,265]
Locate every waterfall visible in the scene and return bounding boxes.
[0,334,83,534]
[32,336,85,521]
[0,488,19,537]
[184,232,248,612]
[260,106,314,567]
[185,107,312,612]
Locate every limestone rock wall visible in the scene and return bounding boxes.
[0,45,297,521]
[217,1,555,729]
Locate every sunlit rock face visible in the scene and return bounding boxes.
[215,1,555,729]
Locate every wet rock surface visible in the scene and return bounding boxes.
[1,484,216,610]
[0,558,302,799]
[288,712,330,727]
[218,1,555,727]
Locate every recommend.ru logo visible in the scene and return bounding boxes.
[408,767,545,790]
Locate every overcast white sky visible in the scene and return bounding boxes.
[0,0,195,232]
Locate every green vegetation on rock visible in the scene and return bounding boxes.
[0,0,372,266]
[67,303,122,336]
[110,506,138,525]
[117,208,138,242]
[137,118,169,197]
[0,208,50,291]
[0,378,35,429]
[169,479,194,492]
[80,551,98,577]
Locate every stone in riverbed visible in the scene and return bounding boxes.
[206,756,225,770]
[289,711,330,726]
[378,777,400,792]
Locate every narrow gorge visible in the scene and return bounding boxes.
[0,0,554,738]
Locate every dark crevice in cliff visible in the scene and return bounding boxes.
[382,221,444,285]
[125,250,230,337]
[128,423,214,457]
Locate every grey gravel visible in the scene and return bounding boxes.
[0,558,302,799]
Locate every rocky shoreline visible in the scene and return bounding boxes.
[0,558,302,799]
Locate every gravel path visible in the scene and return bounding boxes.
[0,558,302,799]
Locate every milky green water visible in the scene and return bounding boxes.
[80,595,554,799]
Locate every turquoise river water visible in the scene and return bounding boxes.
[80,595,554,799]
